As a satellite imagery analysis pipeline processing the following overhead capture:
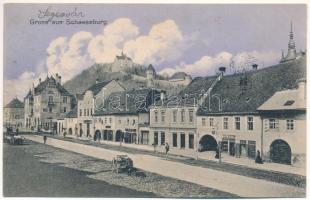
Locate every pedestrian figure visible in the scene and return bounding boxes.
[165,142,170,155]
[255,150,263,164]
[215,147,220,159]
[43,135,47,144]
[127,157,133,176]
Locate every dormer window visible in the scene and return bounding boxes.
[284,100,295,106]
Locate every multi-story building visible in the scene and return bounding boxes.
[4,98,24,130]
[196,52,306,163]
[149,75,219,150]
[63,106,78,137]
[77,79,125,138]
[258,79,306,166]
[93,88,161,144]
[24,74,73,132]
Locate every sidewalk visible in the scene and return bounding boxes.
[74,137,305,176]
[24,135,305,198]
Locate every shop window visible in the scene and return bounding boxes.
[180,133,185,148]
[248,140,256,158]
[173,133,177,147]
[161,132,165,145]
[189,134,194,149]
[221,141,228,152]
[154,132,158,145]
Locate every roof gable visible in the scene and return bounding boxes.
[5,98,24,108]
[84,80,112,96]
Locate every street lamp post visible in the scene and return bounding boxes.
[195,131,199,160]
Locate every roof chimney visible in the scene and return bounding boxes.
[58,75,61,85]
[297,78,306,100]
[39,78,41,84]
[219,67,226,73]
[252,64,258,70]
[96,79,99,84]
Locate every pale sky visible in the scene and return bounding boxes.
[3,4,307,104]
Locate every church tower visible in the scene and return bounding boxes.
[280,21,297,63]
[146,64,155,88]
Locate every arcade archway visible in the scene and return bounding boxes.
[199,135,218,152]
[270,139,291,165]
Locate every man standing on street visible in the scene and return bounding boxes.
[43,135,47,144]
[165,142,170,155]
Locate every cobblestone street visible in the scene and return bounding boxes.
[4,139,235,198]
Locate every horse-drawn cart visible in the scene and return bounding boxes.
[112,155,133,174]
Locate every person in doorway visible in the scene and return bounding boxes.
[43,135,47,144]
[255,150,263,164]
[165,142,170,155]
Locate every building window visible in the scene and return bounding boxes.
[132,119,135,125]
[154,132,158,145]
[48,96,53,102]
[87,109,89,116]
[189,109,194,123]
[63,97,67,103]
[84,109,86,116]
[202,118,206,126]
[90,108,93,116]
[172,110,177,123]
[269,119,279,130]
[180,133,185,148]
[235,117,240,130]
[127,118,129,125]
[105,118,107,124]
[223,117,228,130]
[247,116,253,131]
[118,119,121,124]
[80,109,82,116]
[248,140,256,158]
[173,133,177,147]
[181,110,185,122]
[161,110,165,122]
[161,132,165,145]
[154,111,158,123]
[286,119,294,130]
[209,117,214,127]
[49,107,52,113]
[63,107,67,113]
[109,118,112,124]
[189,134,194,149]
